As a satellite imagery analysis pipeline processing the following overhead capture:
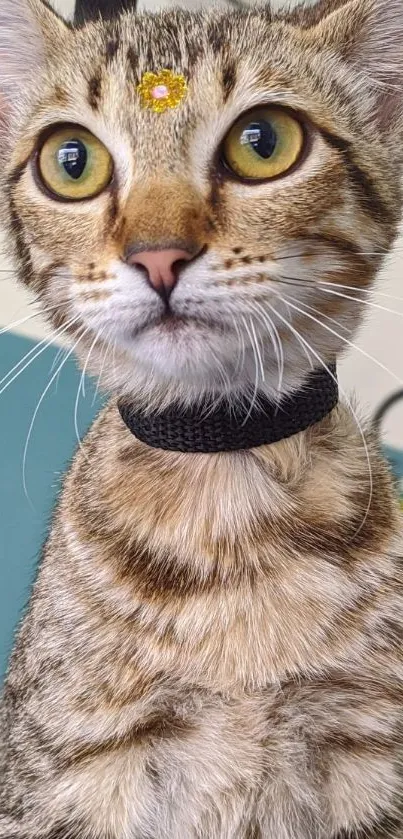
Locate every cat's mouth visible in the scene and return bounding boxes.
[158,312,189,332]
[143,310,222,334]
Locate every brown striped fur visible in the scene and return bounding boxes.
[1,0,403,836]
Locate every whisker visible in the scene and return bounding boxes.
[272,275,316,290]
[74,332,100,460]
[92,334,109,406]
[214,348,233,396]
[0,316,79,397]
[264,300,373,539]
[240,315,261,424]
[275,248,396,262]
[22,327,89,509]
[54,347,70,395]
[0,312,42,336]
[230,315,245,375]
[112,338,118,385]
[282,292,351,334]
[270,273,403,305]
[256,297,315,374]
[248,316,265,383]
[317,286,403,317]
[318,280,403,303]
[50,344,67,376]
[248,301,284,396]
[279,295,403,391]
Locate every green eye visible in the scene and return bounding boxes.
[222,107,304,181]
[38,126,113,200]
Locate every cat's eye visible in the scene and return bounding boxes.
[222,107,304,182]
[37,126,113,201]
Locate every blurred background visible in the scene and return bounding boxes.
[1,0,403,677]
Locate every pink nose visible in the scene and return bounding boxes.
[127,248,194,299]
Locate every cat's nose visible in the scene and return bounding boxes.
[126,248,195,300]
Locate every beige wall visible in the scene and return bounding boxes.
[1,0,402,447]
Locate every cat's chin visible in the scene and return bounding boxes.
[86,313,314,411]
[124,315,237,388]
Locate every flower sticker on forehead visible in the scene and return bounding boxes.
[137,69,188,113]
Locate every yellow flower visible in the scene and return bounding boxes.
[137,69,188,114]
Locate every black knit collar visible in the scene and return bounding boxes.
[118,366,338,453]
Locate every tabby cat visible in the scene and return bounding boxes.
[1,0,403,836]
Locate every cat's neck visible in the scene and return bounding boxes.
[66,399,398,586]
[117,366,338,454]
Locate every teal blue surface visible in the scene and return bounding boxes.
[1,332,403,683]
[0,332,102,680]
[385,446,403,494]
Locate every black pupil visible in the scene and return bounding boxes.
[58,139,88,180]
[241,120,277,159]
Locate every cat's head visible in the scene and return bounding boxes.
[1,0,403,410]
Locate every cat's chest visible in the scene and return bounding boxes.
[52,691,313,838]
[63,518,356,692]
[50,682,388,839]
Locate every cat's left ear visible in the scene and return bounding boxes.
[313,0,403,133]
[0,0,69,136]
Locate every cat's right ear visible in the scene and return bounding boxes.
[0,0,68,138]
[312,0,403,135]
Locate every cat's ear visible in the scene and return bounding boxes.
[0,0,68,130]
[314,0,403,132]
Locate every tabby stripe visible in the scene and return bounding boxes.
[2,824,86,839]
[222,57,237,102]
[64,713,194,768]
[106,37,119,63]
[7,200,34,286]
[321,129,394,225]
[88,72,102,110]
[7,157,30,189]
[336,812,402,838]
[6,158,32,283]
[322,731,395,756]
[127,44,138,76]
[46,825,87,839]
[305,232,368,259]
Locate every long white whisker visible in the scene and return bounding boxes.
[0,312,38,336]
[230,315,245,375]
[283,292,351,334]
[249,301,284,395]
[317,286,403,318]
[50,344,67,376]
[214,351,233,395]
[92,335,109,406]
[240,315,261,424]
[273,274,403,305]
[265,300,373,539]
[112,338,118,386]
[256,297,314,373]
[22,328,88,508]
[249,317,265,383]
[0,316,79,397]
[74,333,100,460]
[280,295,403,391]
[317,280,403,303]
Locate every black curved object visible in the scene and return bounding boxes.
[118,365,339,453]
[373,389,403,431]
[74,0,137,24]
